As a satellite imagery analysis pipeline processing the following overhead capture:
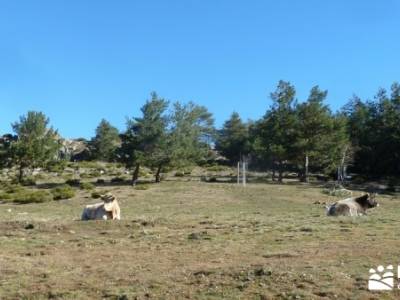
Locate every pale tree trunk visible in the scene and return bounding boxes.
[303,155,309,183]
[338,145,348,183]
[131,164,140,186]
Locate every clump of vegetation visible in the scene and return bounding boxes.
[206,165,230,172]
[46,160,67,173]
[96,178,105,184]
[91,191,102,198]
[0,192,13,201]
[80,182,95,190]
[75,161,103,169]
[201,176,218,183]
[65,179,80,186]
[51,185,76,200]
[174,171,185,177]
[13,190,53,204]
[20,176,36,186]
[1,182,24,194]
[111,177,125,183]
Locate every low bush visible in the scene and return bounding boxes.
[80,182,95,190]
[206,165,230,172]
[46,160,68,173]
[65,179,80,186]
[51,185,76,200]
[13,190,53,204]
[0,192,13,201]
[91,191,102,199]
[20,177,36,186]
[111,177,125,183]
[2,183,24,194]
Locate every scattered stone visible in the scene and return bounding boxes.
[188,231,211,240]
[254,267,272,277]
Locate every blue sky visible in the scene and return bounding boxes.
[1,0,399,138]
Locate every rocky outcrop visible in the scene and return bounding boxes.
[59,138,92,161]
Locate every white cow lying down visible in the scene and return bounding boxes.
[81,193,121,221]
[326,193,378,217]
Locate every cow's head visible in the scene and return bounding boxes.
[101,193,120,220]
[367,193,379,208]
[356,193,379,209]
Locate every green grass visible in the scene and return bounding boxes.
[0,180,399,299]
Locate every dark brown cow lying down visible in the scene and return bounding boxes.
[326,193,378,216]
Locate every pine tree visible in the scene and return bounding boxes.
[170,102,214,167]
[215,112,250,164]
[121,92,169,184]
[295,86,335,181]
[258,81,297,182]
[10,111,60,183]
[92,119,120,162]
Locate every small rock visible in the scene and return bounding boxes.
[254,267,272,277]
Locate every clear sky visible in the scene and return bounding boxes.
[1,0,399,138]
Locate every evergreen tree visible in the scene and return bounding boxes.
[10,111,60,182]
[215,112,250,164]
[257,81,297,182]
[170,102,215,167]
[121,92,169,184]
[92,119,120,161]
[295,86,339,181]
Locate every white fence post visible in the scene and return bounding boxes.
[242,161,246,187]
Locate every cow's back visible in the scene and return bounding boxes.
[81,202,109,220]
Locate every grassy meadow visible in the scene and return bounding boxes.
[0,168,399,299]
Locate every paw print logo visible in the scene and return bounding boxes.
[368,265,394,290]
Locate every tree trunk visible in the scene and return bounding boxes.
[131,164,140,186]
[18,165,24,183]
[272,161,276,181]
[278,161,283,183]
[155,164,162,183]
[303,155,309,183]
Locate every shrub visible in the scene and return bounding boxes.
[111,177,125,183]
[206,165,229,172]
[208,177,218,183]
[96,178,105,184]
[51,185,76,200]
[2,183,24,194]
[13,190,53,204]
[0,192,13,201]
[20,177,36,186]
[46,160,68,173]
[66,179,80,186]
[91,191,102,199]
[80,182,95,190]
[83,170,102,178]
